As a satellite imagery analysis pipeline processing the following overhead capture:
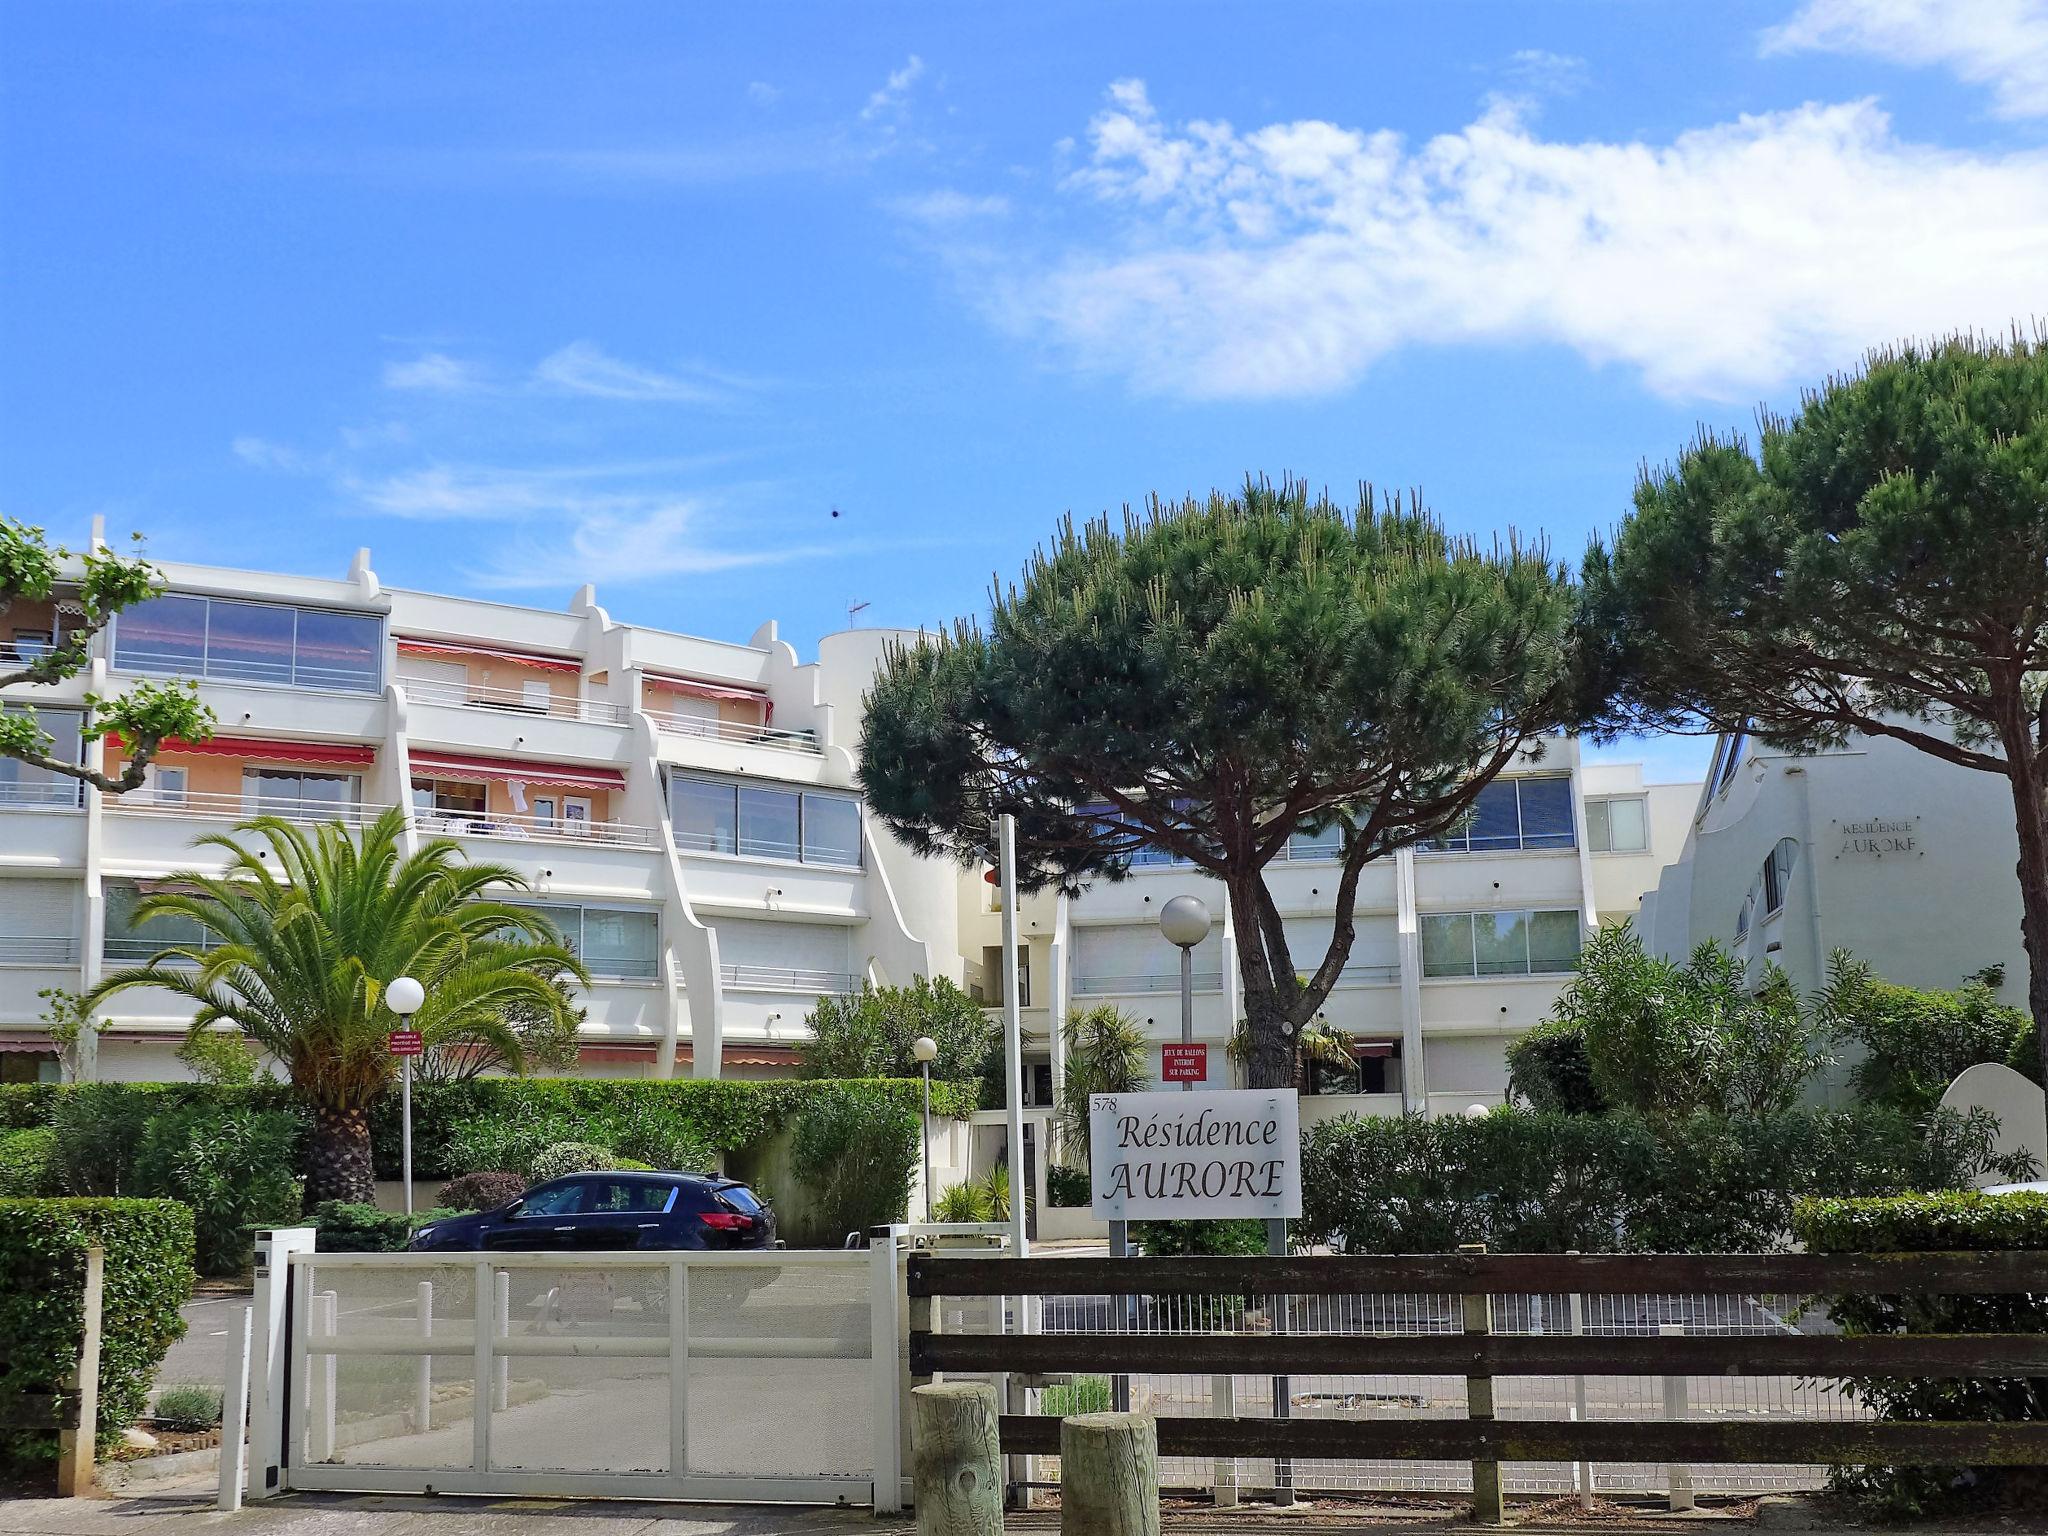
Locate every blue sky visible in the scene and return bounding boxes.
[5,1,2046,785]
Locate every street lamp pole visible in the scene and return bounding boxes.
[912,1035,938,1222]
[386,976,426,1216]
[1158,895,1212,1093]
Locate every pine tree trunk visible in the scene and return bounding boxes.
[306,1102,375,1206]
[2003,763,2048,1114]
[1227,873,1298,1090]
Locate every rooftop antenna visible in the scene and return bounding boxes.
[848,599,871,627]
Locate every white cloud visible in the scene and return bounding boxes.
[887,189,1012,224]
[862,54,925,121]
[1764,0,2048,119]
[470,501,825,589]
[746,80,782,106]
[977,81,2048,401]
[231,436,309,471]
[531,341,727,404]
[1502,49,1589,96]
[382,352,488,393]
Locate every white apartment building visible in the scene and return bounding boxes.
[0,534,958,1082]
[1637,728,2031,1017]
[954,749,1699,1124]
[0,543,1690,1104]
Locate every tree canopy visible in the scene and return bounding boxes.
[859,479,1583,1086]
[797,975,996,1085]
[0,518,215,791]
[1581,331,2048,1090]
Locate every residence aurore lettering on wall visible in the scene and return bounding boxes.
[1832,815,1922,860]
[1089,1089,1302,1221]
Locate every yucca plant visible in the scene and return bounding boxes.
[89,809,587,1204]
[1056,1004,1150,1166]
[932,1180,994,1224]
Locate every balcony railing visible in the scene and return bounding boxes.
[671,828,861,868]
[1072,970,1226,996]
[0,934,80,964]
[413,810,658,849]
[648,710,822,754]
[720,962,856,994]
[106,789,396,828]
[113,645,380,694]
[0,780,83,810]
[404,675,628,726]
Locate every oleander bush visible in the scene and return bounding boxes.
[0,1126,59,1195]
[1793,1191,2048,1520]
[132,1102,303,1275]
[788,1083,920,1246]
[1046,1164,1090,1208]
[527,1141,617,1183]
[0,1197,196,1470]
[1300,1106,2030,1255]
[437,1170,526,1212]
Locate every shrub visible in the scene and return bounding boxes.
[1132,1218,1268,1257]
[1046,1164,1089,1208]
[50,1082,161,1194]
[1040,1375,1111,1416]
[1504,1019,1607,1114]
[933,1180,993,1223]
[800,976,998,1088]
[1818,959,2035,1117]
[0,1197,195,1469]
[309,1201,452,1253]
[153,1383,223,1431]
[527,1141,617,1183]
[1792,1192,2048,1519]
[788,1084,919,1246]
[437,1170,525,1212]
[1299,1106,2028,1255]
[133,1103,303,1276]
[0,1126,58,1195]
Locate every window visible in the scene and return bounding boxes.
[670,775,862,867]
[244,768,361,818]
[0,707,82,808]
[589,1179,677,1213]
[1420,909,1582,978]
[1762,838,1798,917]
[104,881,215,961]
[1424,776,1577,853]
[522,903,659,980]
[1713,728,1750,793]
[1308,1040,1402,1097]
[1587,796,1648,854]
[1288,824,1342,861]
[112,594,382,692]
[519,1183,586,1217]
[145,766,188,806]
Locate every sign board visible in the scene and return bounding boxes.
[386,1030,424,1057]
[1089,1089,1301,1221]
[1831,815,1922,860]
[1160,1043,1208,1083]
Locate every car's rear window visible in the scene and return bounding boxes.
[715,1184,763,1214]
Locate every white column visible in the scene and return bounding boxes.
[999,814,1028,1259]
[247,1227,316,1499]
[1394,845,1427,1113]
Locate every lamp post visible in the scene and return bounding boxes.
[386,976,426,1216]
[912,1034,938,1222]
[1158,895,1212,1092]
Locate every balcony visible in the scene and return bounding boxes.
[719,962,856,994]
[0,934,81,965]
[109,789,396,829]
[648,709,821,755]
[412,809,656,850]
[404,675,628,726]
[0,780,83,810]
[1072,969,1225,996]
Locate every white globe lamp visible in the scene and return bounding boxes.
[386,976,426,1017]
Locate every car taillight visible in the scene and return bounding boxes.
[700,1211,754,1231]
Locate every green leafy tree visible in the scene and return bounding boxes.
[797,975,995,1083]
[1817,954,2033,1118]
[1542,922,1831,1116]
[860,480,1582,1087]
[1580,332,2048,1103]
[1056,1004,1151,1164]
[88,810,588,1204]
[0,518,215,790]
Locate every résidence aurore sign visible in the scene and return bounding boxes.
[1089,1089,1302,1221]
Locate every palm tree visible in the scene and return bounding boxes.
[90,809,588,1203]
[1056,1004,1150,1167]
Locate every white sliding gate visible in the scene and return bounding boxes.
[255,1235,904,1508]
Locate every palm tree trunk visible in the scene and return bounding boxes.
[307,1102,375,1205]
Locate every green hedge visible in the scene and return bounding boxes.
[0,1126,58,1195]
[1299,1107,2025,1255]
[309,1201,453,1253]
[0,1198,196,1470]
[1792,1191,2048,1519]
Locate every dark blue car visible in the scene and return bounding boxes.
[409,1170,777,1252]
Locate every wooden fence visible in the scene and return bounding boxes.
[907,1250,2048,1517]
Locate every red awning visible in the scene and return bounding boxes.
[642,673,773,721]
[1354,1041,1398,1059]
[107,733,377,766]
[397,638,581,675]
[0,1038,55,1055]
[408,751,624,792]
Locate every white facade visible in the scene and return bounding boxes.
[0,534,950,1082]
[957,740,1697,1121]
[1638,729,2031,1021]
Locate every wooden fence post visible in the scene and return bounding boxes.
[912,1381,1002,1536]
[56,1245,103,1498]
[1459,1242,1502,1525]
[1061,1411,1158,1536]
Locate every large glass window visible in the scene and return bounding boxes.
[1421,909,1582,977]
[524,902,659,980]
[243,768,361,818]
[104,881,215,961]
[1762,838,1798,916]
[1588,796,1648,853]
[112,594,382,692]
[0,707,82,808]
[1425,776,1577,853]
[1288,824,1342,860]
[670,775,863,867]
